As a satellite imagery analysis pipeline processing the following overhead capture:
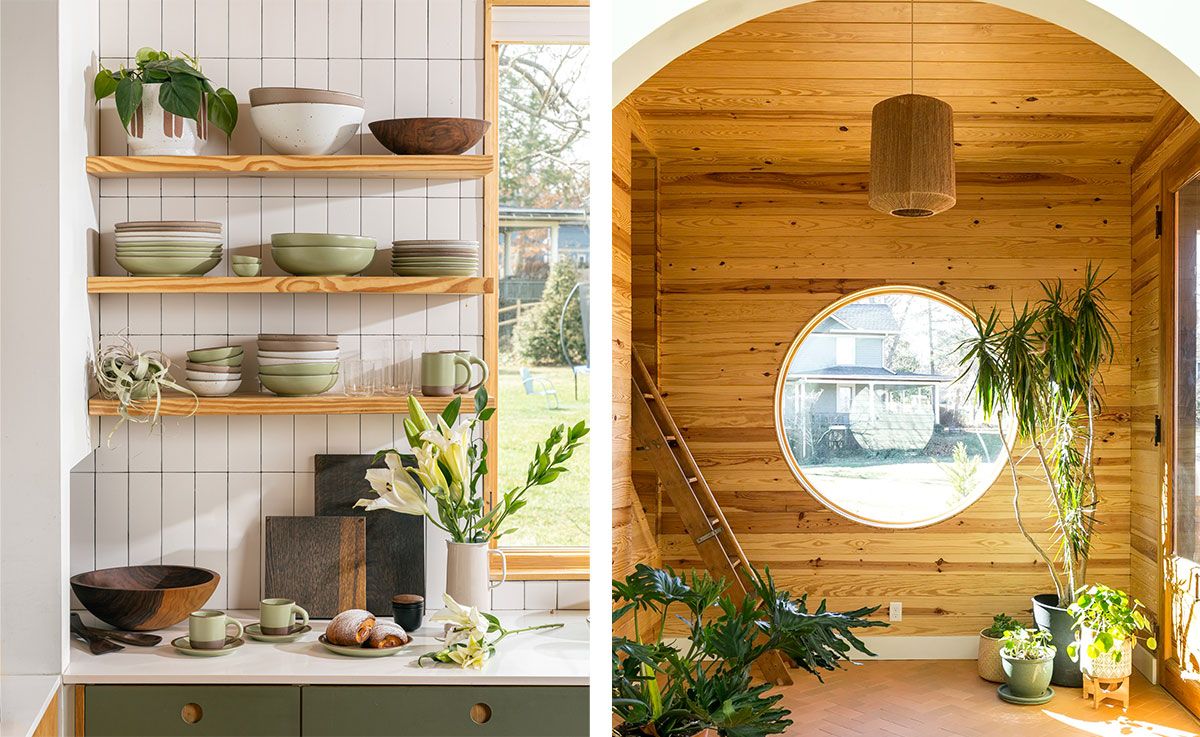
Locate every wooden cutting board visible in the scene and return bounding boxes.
[264,516,366,618]
[314,454,426,615]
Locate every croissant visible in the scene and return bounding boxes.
[327,609,375,646]
[367,622,411,648]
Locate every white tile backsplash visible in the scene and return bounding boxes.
[76,0,580,615]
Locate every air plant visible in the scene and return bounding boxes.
[93,334,196,443]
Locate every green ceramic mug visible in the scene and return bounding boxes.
[259,598,309,635]
[189,610,244,650]
[439,350,489,395]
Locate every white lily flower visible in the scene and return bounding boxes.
[353,452,429,516]
[446,635,491,670]
[431,593,489,641]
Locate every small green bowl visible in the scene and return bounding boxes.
[188,346,245,362]
[196,355,244,367]
[257,361,340,376]
[271,246,375,277]
[258,372,339,396]
[233,263,262,277]
[231,255,263,263]
[270,233,376,249]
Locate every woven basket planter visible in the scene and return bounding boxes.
[1079,627,1134,679]
[978,631,1005,682]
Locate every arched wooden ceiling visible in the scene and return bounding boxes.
[628,0,1169,171]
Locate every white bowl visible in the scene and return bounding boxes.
[250,102,364,155]
[187,370,243,382]
[186,377,242,396]
[257,349,340,361]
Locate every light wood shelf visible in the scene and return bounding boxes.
[87,276,494,294]
[85,154,494,179]
[88,392,485,416]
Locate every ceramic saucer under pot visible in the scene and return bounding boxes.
[171,635,244,657]
[245,623,312,643]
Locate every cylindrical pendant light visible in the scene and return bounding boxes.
[869,0,956,218]
[869,93,956,217]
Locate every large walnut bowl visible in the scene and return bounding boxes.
[70,565,219,631]
[368,117,490,155]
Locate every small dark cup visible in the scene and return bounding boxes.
[391,594,424,632]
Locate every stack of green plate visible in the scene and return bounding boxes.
[391,240,479,277]
[256,334,340,396]
[115,220,223,276]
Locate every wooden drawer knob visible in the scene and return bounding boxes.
[181,703,204,724]
[470,702,492,724]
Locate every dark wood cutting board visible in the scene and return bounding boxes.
[264,516,366,618]
[314,454,426,615]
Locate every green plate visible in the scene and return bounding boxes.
[271,232,376,248]
[257,361,340,376]
[245,623,312,643]
[172,635,244,657]
[318,634,406,657]
[188,346,244,362]
[392,269,478,276]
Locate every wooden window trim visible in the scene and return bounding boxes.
[485,0,590,581]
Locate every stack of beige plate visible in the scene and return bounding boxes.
[257,334,340,396]
[391,240,479,276]
[115,221,223,276]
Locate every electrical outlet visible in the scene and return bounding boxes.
[889,601,902,621]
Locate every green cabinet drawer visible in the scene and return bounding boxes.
[84,685,301,737]
[301,686,588,737]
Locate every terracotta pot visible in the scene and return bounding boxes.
[977,631,1005,682]
[124,82,208,155]
[1079,626,1134,679]
[445,541,507,610]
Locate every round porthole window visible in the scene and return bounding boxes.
[774,286,1009,528]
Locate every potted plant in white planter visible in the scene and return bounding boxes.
[355,389,587,609]
[1067,584,1156,681]
[959,264,1115,687]
[94,47,237,155]
[979,613,1024,683]
[999,628,1056,705]
[92,335,196,443]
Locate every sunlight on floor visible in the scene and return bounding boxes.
[1042,711,1198,737]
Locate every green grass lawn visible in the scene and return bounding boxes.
[496,365,589,546]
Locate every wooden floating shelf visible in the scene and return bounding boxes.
[88,392,486,416]
[87,276,494,295]
[85,154,494,179]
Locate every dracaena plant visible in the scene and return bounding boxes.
[354,389,588,543]
[958,263,1115,606]
[612,564,887,737]
[1066,584,1156,661]
[94,47,238,138]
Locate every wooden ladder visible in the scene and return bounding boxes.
[631,349,793,686]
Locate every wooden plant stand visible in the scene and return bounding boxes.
[1082,673,1130,709]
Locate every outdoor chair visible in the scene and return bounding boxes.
[521,368,560,409]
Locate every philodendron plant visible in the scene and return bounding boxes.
[1066,584,1156,662]
[612,564,887,737]
[1001,628,1056,660]
[94,47,237,137]
[93,335,196,442]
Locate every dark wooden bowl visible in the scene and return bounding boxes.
[368,117,490,155]
[70,565,219,631]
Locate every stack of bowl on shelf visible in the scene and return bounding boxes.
[390,240,480,276]
[185,345,244,396]
[270,233,377,277]
[115,220,223,276]
[231,255,262,277]
[249,87,365,156]
[257,334,341,397]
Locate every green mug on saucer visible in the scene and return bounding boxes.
[189,610,243,650]
[421,351,470,396]
[259,598,309,635]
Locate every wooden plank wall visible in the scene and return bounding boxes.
[1130,98,1200,628]
[632,140,663,539]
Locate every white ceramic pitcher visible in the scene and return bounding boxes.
[445,541,507,610]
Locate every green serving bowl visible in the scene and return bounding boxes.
[258,372,339,397]
[188,346,244,362]
[271,233,376,249]
[195,355,244,367]
[257,361,340,376]
[271,246,375,276]
[116,255,220,276]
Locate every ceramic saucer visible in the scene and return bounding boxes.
[997,684,1054,705]
[245,623,312,643]
[171,635,244,657]
[318,634,406,657]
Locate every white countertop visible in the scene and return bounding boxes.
[65,610,588,686]
[0,675,60,737]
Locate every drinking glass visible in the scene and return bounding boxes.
[344,359,381,396]
[384,339,416,396]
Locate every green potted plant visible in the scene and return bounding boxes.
[999,628,1056,704]
[1067,584,1156,680]
[94,47,237,155]
[355,389,587,610]
[959,264,1115,687]
[612,564,887,737]
[978,613,1024,683]
[92,335,196,443]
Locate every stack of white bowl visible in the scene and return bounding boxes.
[184,345,244,396]
[257,334,341,396]
[391,240,479,276]
[249,87,365,155]
[115,220,224,276]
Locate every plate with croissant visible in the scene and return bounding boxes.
[319,609,412,657]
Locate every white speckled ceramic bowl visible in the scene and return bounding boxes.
[250,102,364,155]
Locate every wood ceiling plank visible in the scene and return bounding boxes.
[682,41,1124,65]
[654,60,1152,82]
[651,149,1139,172]
[914,22,1099,44]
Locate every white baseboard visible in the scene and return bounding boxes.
[1133,643,1158,684]
[851,636,978,660]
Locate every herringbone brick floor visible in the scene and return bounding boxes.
[776,660,1200,736]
